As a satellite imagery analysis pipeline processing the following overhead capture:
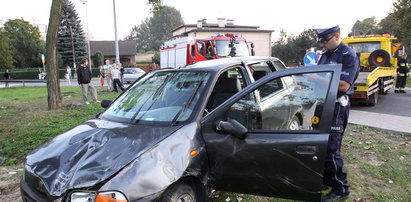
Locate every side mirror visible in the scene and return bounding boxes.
[101,100,112,109]
[216,119,248,139]
[250,43,255,48]
[251,49,255,56]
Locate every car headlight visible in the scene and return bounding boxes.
[70,191,127,202]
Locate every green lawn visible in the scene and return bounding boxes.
[0,86,410,201]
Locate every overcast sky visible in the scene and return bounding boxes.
[0,0,396,41]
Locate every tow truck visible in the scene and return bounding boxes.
[160,33,254,68]
[343,34,403,106]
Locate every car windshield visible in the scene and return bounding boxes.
[101,71,210,124]
[347,42,381,53]
[215,40,249,57]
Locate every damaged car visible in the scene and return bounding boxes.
[21,56,341,202]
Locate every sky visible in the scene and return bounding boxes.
[0,0,397,42]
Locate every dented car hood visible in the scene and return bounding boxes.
[24,118,181,197]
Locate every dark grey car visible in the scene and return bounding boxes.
[21,57,341,202]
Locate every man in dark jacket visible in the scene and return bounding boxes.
[395,54,409,93]
[77,59,99,105]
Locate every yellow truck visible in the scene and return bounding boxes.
[343,34,402,106]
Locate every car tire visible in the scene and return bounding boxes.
[287,116,301,130]
[367,92,378,106]
[160,181,196,202]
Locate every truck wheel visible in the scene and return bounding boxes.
[367,92,378,106]
[160,182,196,202]
[378,79,387,95]
[368,49,390,67]
[288,116,301,130]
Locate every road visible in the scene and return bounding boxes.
[351,87,411,117]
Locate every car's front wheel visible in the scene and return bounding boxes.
[160,181,196,202]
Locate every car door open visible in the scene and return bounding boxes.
[201,65,341,201]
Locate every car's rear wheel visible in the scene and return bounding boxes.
[288,116,301,130]
[160,181,196,202]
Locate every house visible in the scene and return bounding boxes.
[172,18,273,56]
[90,40,137,66]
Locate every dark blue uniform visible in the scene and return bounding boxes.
[318,42,359,195]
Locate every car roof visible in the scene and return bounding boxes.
[162,56,282,73]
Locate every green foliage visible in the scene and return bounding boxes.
[58,0,87,68]
[0,29,14,68]
[271,29,318,65]
[379,0,411,58]
[351,16,379,35]
[93,51,104,67]
[125,6,184,52]
[148,0,164,14]
[2,19,45,68]
[152,51,160,64]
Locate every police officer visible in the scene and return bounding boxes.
[395,54,409,93]
[315,25,359,201]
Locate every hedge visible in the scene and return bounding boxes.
[0,68,100,79]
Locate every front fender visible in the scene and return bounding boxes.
[99,122,208,201]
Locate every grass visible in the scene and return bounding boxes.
[0,87,410,201]
[0,86,117,165]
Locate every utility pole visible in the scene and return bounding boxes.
[70,26,77,69]
[113,0,120,65]
[81,0,92,69]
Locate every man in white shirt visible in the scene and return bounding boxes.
[103,59,113,91]
[111,64,124,92]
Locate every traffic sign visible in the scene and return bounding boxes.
[304,52,318,66]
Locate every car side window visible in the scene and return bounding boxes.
[205,66,247,113]
[249,61,274,81]
[227,72,333,131]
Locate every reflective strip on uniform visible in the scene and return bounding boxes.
[400,63,406,66]
[399,73,406,76]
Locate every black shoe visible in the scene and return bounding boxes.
[399,90,406,93]
[394,90,399,93]
[321,190,349,202]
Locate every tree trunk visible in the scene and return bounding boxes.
[46,0,63,110]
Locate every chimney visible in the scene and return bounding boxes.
[197,20,203,28]
[226,19,234,26]
[202,18,207,26]
[217,18,225,28]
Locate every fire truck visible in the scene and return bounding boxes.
[343,34,404,106]
[160,33,254,68]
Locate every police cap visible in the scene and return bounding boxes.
[314,25,340,42]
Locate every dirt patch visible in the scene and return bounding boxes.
[0,166,23,202]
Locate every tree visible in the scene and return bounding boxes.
[58,0,87,68]
[379,0,411,57]
[351,17,379,35]
[46,0,63,110]
[272,29,317,65]
[0,29,14,68]
[148,0,164,14]
[93,51,104,67]
[125,6,184,52]
[3,19,45,68]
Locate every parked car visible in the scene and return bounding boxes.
[21,56,341,202]
[122,67,145,83]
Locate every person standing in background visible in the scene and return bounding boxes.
[111,64,124,93]
[395,54,409,93]
[77,59,99,105]
[99,66,105,88]
[103,59,113,91]
[4,68,10,88]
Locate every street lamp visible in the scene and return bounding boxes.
[112,0,120,65]
[80,0,92,69]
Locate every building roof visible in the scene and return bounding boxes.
[183,27,274,34]
[172,23,261,32]
[90,40,137,56]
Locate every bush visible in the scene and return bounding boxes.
[93,51,104,67]
[0,67,100,79]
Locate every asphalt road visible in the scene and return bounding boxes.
[351,87,411,117]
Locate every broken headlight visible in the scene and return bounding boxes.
[70,191,127,202]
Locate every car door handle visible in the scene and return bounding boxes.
[296,145,317,155]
